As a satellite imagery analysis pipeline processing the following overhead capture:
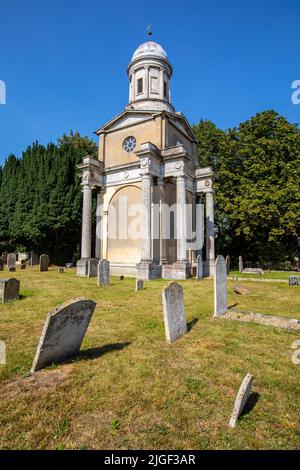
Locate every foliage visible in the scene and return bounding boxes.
[0,132,97,264]
[193,111,300,264]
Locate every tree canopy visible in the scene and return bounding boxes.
[193,110,300,264]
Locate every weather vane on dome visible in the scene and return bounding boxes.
[146,24,153,38]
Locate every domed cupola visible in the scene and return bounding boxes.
[126,41,174,112]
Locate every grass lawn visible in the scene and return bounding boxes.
[230,270,297,280]
[0,268,300,450]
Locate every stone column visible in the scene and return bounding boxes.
[81,183,92,259]
[141,174,152,262]
[176,176,188,262]
[145,66,149,99]
[95,191,104,259]
[158,178,167,264]
[206,190,215,275]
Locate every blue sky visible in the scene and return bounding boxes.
[0,0,299,163]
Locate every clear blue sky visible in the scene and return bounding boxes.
[0,0,299,163]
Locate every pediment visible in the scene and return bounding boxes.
[95,110,159,134]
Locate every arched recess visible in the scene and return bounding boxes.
[107,185,141,264]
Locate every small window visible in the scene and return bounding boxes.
[137,78,143,94]
[164,81,168,98]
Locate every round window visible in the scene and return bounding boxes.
[123,136,136,153]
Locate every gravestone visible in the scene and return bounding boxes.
[243,268,264,275]
[234,285,251,295]
[87,259,98,278]
[31,298,97,373]
[226,255,230,275]
[0,340,5,365]
[162,282,187,343]
[58,267,64,274]
[0,278,20,304]
[2,253,7,265]
[239,256,243,273]
[20,260,26,270]
[30,252,39,266]
[135,279,144,292]
[98,259,110,287]
[120,276,125,281]
[289,276,300,287]
[39,254,49,272]
[214,255,228,317]
[7,253,16,272]
[0,258,4,272]
[229,373,253,428]
[196,254,203,280]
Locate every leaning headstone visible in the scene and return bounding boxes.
[162,282,187,343]
[226,255,230,275]
[229,373,254,428]
[289,276,300,287]
[97,259,110,287]
[214,255,228,317]
[20,260,26,270]
[58,267,64,274]
[0,278,20,304]
[196,254,203,280]
[135,279,144,292]
[0,258,4,272]
[239,256,243,273]
[39,254,49,272]
[31,298,97,373]
[7,253,16,272]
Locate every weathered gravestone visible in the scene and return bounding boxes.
[39,254,49,272]
[87,259,98,278]
[135,279,144,292]
[30,252,39,267]
[31,298,97,373]
[226,255,230,275]
[196,254,203,280]
[20,260,26,270]
[97,259,110,287]
[214,255,228,317]
[0,278,20,304]
[162,282,187,343]
[0,340,5,365]
[229,373,254,428]
[289,276,300,287]
[239,256,243,273]
[0,258,4,272]
[234,285,251,296]
[243,268,264,275]
[58,267,64,274]
[7,253,16,272]
[120,276,125,281]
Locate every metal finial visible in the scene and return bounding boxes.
[146,24,152,38]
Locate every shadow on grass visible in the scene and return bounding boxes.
[228,303,239,310]
[77,342,131,362]
[241,392,260,418]
[187,318,199,332]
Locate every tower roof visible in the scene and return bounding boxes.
[132,41,168,62]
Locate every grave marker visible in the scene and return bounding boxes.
[214,255,228,317]
[229,373,253,428]
[196,254,203,280]
[97,259,110,287]
[0,278,20,304]
[31,298,97,372]
[39,254,49,272]
[162,282,187,343]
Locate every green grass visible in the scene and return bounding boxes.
[230,270,297,280]
[0,267,300,450]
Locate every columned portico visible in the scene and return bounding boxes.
[206,190,215,276]
[81,184,92,260]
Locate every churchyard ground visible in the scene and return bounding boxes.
[0,268,299,449]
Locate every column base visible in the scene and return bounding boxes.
[136,261,162,280]
[76,258,99,278]
[162,261,191,280]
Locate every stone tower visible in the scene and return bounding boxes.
[77,40,215,280]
